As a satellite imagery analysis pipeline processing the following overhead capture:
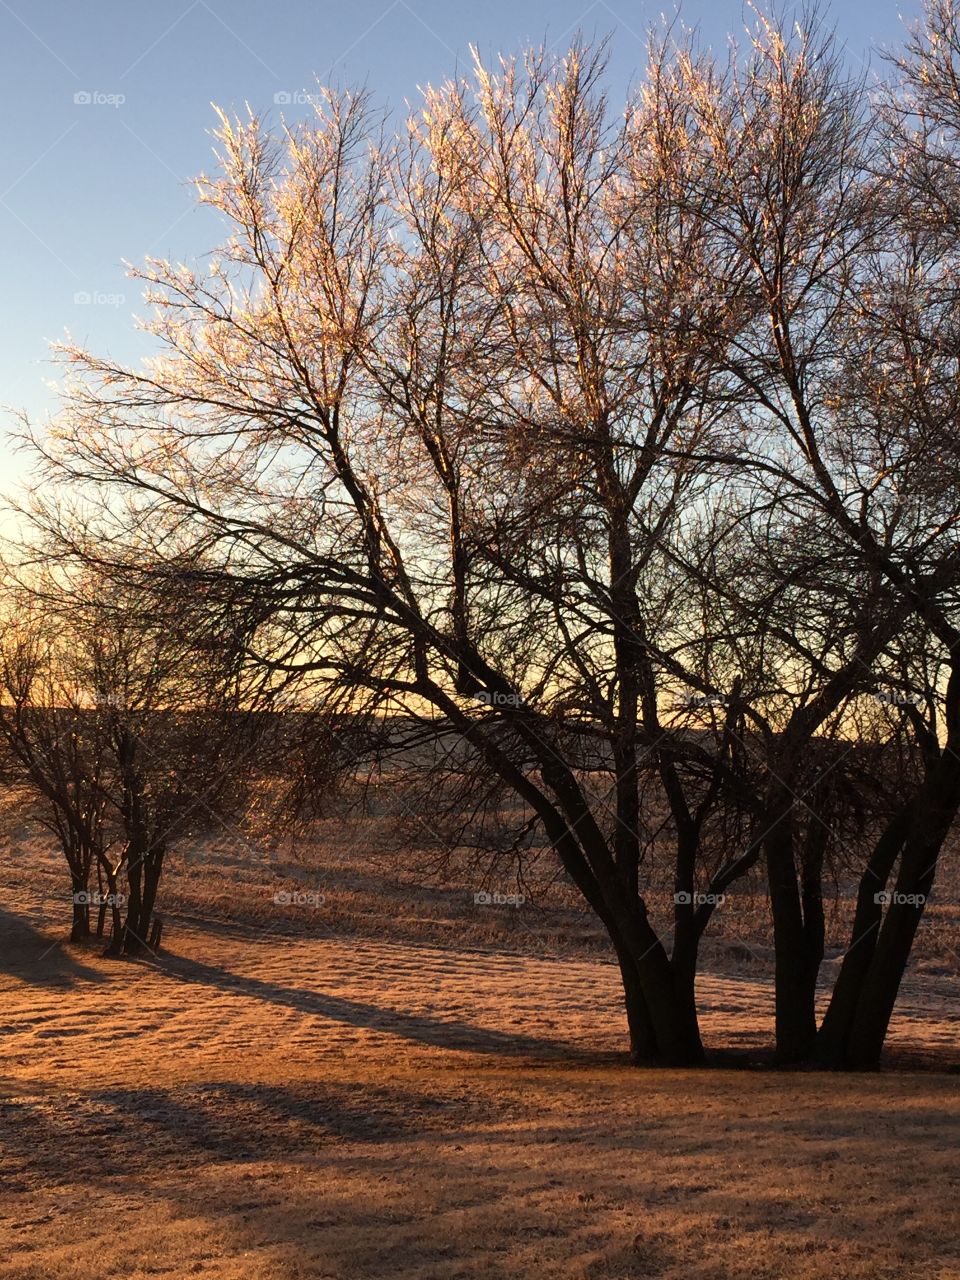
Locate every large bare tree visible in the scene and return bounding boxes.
[17,5,960,1065]
[671,5,960,1063]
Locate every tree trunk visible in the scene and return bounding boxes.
[817,742,960,1069]
[122,849,146,954]
[631,928,705,1066]
[843,761,959,1068]
[765,786,819,1063]
[613,941,658,1064]
[70,876,90,941]
[141,848,165,939]
[816,806,910,1067]
[603,901,704,1065]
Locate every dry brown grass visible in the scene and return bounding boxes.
[1,822,958,1278]
[4,1058,960,1279]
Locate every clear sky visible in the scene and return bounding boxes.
[0,0,921,476]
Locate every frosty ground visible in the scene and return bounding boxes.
[2,850,959,1280]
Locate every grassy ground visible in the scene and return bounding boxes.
[4,1058,960,1279]
[1,881,959,1278]
[1,819,958,1279]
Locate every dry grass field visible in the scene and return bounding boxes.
[1,828,958,1279]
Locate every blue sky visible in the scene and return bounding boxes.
[0,0,921,477]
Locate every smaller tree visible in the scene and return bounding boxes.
[80,571,262,954]
[0,611,110,940]
[0,561,261,954]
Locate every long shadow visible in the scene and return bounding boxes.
[0,1078,588,1280]
[0,907,106,987]
[159,951,587,1060]
[0,1077,458,1183]
[5,1077,960,1280]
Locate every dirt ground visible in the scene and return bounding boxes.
[1,879,958,1280]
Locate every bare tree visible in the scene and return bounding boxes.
[0,607,109,939]
[811,0,960,1065]
[82,580,258,953]
[673,5,960,1063]
[0,559,261,954]
[17,9,960,1067]
[18,37,772,1064]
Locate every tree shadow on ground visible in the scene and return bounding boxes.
[0,907,107,987]
[4,1071,960,1280]
[157,951,589,1060]
[0,1077,473,1183]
